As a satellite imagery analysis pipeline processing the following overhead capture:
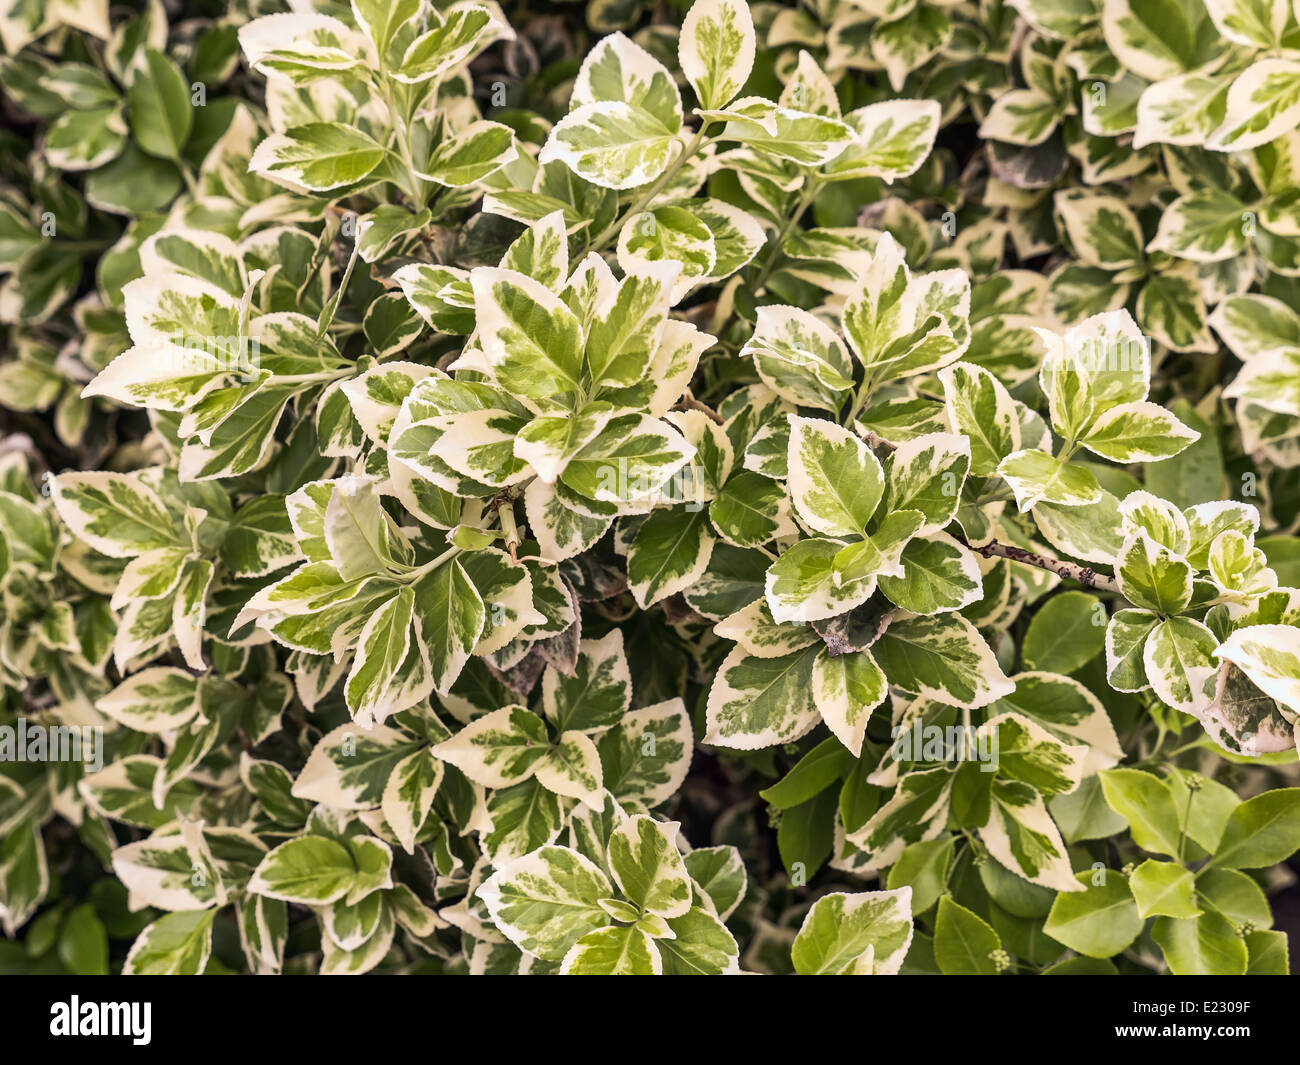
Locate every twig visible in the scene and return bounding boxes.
[588,126,709,252]
[493,490,520,561]
[676,392,724,425]
[860,430,897,451]
[751,183,816,294]
[957,535,1121,593]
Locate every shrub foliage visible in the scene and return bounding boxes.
[2,0,1300,976]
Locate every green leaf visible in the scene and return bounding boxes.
[471,266,584,399]
[1130,859,1202,919]
[1203,0,1286,48]
[871,6,952,91]
[1144,616,1217,715]
[827,100,942,182]
[482,778,565,863]
[250,123,387,192]
[351,0,420,56]
[559,413,693,513]
[791,888,914,975]
[539,34,682,190]
[124,910,215,975]
[786,415,884,536]
[418,120,517,187]
[873,613,1015,708]
[682,847,747,921]
[992,673,1123,775]
[1134,69,1233,149]
[1137,274,1215,354]
[81,757,202,830]
[343,835,393,905]
[561,924,661,974]
[1115,531,1193,613]
[584,268,675,391]
[813,647,888,757]
[597,698,694,808]
[1209,293,1300,361]
[97,668,201,733]
[742,307,854,413]
[477,846,613,961]
[979,89,1059,146]
[938,362,1022,477]
[381,748,443,854]
[540,102,682,191]
[534,732,604,806]
[1105,607,1160,691]
[1147,187,1251,262]
[500,209,568,290]
[292,721,419,809]
[1043,872,1143,958]
[692,197,765,281]
[1207,58,1300,152]
[777,786,838,881]
[627,505,716,608]
[412,556,486,694]
[886,838,954,916]
[248,837,359,905]
[51,470,180,558]
[1081,401,1200,462]
[45,105,127,171]
[607,815,693,919]
[356,205,432,264]
[883,432,971,533]
[716,98,855,167]
[679,0,755,111]
[618,208,713,301]
[58,904,109,975]
[392,6,505,85]
[1056,190,1144,268]
[989,714,1088,796]
[239,12,370,82]
[1246,929,1290,974]
[1022,590,1106,674]
[1212,788,1300,869]
[878,534,983,615]
[542,630,632,733]
[1099,768,1183,857]
[980,779,1082,891]
[759,737,851,810]
[705,643,821,749]
[431,705,550,788]
[343,587,418,726]
[934,896,1003,975]
[657,906,740,974]
[998,449,1103,512]
[764,536,872,624]
[1151,911,1248,975]
[220,494,299,578]
[710,471,792,547]
[1215,625,1300,718]
[127,48,192,160]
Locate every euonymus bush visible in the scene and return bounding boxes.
[3,0,1300,978]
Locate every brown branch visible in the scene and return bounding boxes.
[675,392,724,425]
[959,536,1120,594]
[860,430,898,451]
